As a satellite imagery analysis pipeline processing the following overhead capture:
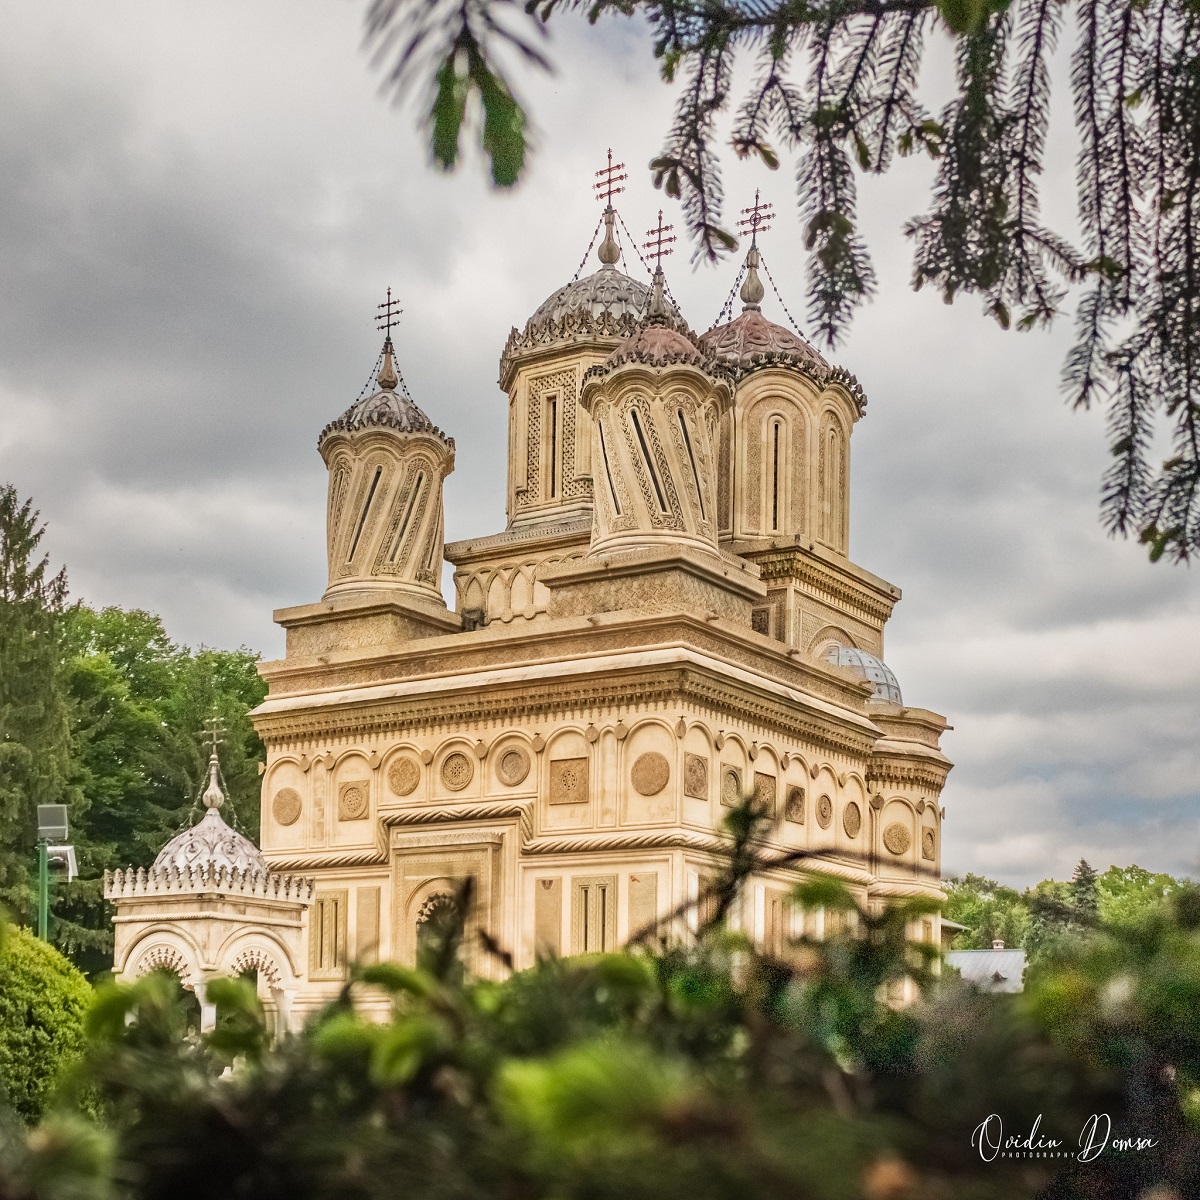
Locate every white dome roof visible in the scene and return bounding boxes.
[153,808,267,875]
[822,643,903,704]
[153,754,266,875]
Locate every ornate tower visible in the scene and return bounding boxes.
[276,301,461,661]
[580,269,730,558]
[319,337,455,603]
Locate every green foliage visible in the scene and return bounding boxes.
[0,926,91,1123]
[53,604,267,975]
[0,487,78,923]
[4,806,1197,1198]
[942,872,1032,950]
[362,0,1200,563]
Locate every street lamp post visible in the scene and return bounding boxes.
[35,804,76,940]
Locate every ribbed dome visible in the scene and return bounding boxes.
[152,755,267,875]
[153,808,267,875]
[702,308,828,374]
[822,643,903,705]
[319,387,447,445]
[318,339,451,452]
[529,266,650,328]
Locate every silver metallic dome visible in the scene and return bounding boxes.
[153,755,267,875]
[822,643,903,704]
[529,265,650,328]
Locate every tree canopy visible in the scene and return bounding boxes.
[363,0,1200,562]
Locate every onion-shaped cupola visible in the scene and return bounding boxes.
[498,156,656,530]
[579,257,732,558]
[699,210,865,554]
[318,313,455,602]
[154,751,266,876]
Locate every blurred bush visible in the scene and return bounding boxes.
[0,926,91,1123]
[2,813,1199,1200]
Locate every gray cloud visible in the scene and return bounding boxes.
[0,0,1196,887]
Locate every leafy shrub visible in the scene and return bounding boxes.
[0,925,91,1122]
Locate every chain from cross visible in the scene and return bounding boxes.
[643,209,676,270]
[593,148,628,207]
[738,189,775,245]
[376,286,402,338]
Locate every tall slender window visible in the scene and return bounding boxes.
[770,420,781,531]
[545,394,558,499]
[347,467,382,563]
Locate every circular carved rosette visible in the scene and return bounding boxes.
[497,747,531,786]
[272,787,302,826]
[842,801,862,838]
[816,794,833,828]
[883,822,912,856]
[720,766,742,808]
[922,828,937,861]
[630,752,670,796]
[388,755,421,797]
[441,752,474,792]
[339,781,369,821]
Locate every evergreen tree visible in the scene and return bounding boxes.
[1070,857,1100,919]
[55,605,267,976]
[364,0,1200,562]
[0,487,78,924]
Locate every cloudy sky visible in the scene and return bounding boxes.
[1,0,1197,887]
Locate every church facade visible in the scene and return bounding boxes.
[109,195,951,1025]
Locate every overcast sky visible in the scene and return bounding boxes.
[1,0,1197,888]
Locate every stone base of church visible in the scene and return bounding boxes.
[276,590,462,659]
[540,543,766,624]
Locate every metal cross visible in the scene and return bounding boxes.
[201,713,226,758]
[593,148,628,207]
[643,210,676,269]
[376,286,402,337]
[737,189,775,245]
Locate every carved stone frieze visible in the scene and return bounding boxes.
[338,781,369,821]
[272,788,302,826]
[388,755,421,797]
[683,753,708,800]
[784,785,805,823]
[815,794,833,828]
[843,801,862,838]
[498,747,531,786]
[631,752,671,796]
[441,752,474,791]
[549,757,589,805]
[883,823,911,855]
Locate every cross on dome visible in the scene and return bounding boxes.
[593,148,628,209]
[374,287,402,391]
[643,210,676,270]
[738,189,775,247]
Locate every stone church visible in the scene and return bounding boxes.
[107,192,951,1027]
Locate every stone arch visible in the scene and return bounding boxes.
[129,938,197,989]
[817,406,849,552]
[809,624,859,655]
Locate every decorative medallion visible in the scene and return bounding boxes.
[753,772,777,820]
[816,794,833,828]
[441,752,474,792]
[843,801,862,838]
[720,765,742,808]
[784,785,805,823]
[338,781,369,821]
[631,752,670,796]
[549,757,589,805]
[387,755,421,797]
[683,753,708,800]
[498,747,531,786]
[922,829,936,861]
[883,822,911,855]
[272,787,302,827]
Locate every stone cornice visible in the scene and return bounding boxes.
[257,611,869,715]
[731,541,900,626]
[253,657,879,760]
[445,521,591,566]
[385,801,534,844]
